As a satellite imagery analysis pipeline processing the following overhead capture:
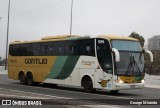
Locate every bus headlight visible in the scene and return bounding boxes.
[141,80,145,83]
[119,80,124,83]
[115,79,124,83]
[116,79,124,83]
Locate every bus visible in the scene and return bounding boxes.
[8,35,153,93]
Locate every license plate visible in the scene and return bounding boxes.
[130,85,136,88]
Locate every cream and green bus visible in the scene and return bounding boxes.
[8,35,153,93]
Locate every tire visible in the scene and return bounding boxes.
[19,72,26,85]
[110,90,119,94]
[83,78,95,93]
[26,72,34,86]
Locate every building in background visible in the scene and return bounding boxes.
[148,35,160,50]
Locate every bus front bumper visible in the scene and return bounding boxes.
[113,82,145,90]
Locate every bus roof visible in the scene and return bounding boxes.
[41,35,80,40]
[98,35,138,41]
[10,34,138,44]
[10,35,85,44]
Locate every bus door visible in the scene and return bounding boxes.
[95,38,113,90]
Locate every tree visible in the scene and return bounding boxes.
[129,32,145,47]
[2,58,7,66]
[144,50,160,75]
[0,58,7,66]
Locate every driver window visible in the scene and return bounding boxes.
[96,39,112,73]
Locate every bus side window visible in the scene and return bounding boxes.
[41,43,46,56]
[33,44,41,56]
[66,40,76,55]
[17,44,33,56]
[56,41,65,56]
[74,40,80,55]
[13,45,20,56]
[51,44,55,55]
[19,44,27,56]
[86,44,91,55]
[46,43,52,56]
[9,45,14,56]
[79,39,95,56]
[52,43,57,55]
[26,44,33,56]
[54,42,58,55]
[40,42,53,56]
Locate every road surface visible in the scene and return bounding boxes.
[0,69,160,108]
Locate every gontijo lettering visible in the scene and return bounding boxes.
[25,58,47,64]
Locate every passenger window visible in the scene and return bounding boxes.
[79,39,95,56]
[33,44,40,56]
[66,41,76,55]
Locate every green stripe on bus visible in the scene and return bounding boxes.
[56,56,80,79]
[47,56,80,79]
[47,56,68,79]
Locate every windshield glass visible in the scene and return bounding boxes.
[111,40,144,76]
[112,40,141,51]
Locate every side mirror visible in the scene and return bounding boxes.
[112,48,120,62]
[144,49,154,62]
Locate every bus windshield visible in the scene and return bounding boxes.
[111,40,144,76]
[112,40,141,52]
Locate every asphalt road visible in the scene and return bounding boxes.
[0,74,160,108]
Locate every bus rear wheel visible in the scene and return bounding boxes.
[26,72,34,86]
[19,72,26,85]
[83,78,95,93]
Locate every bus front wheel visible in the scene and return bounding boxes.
[19,72,26,85]
[83,77,95,93]
[26,72,34,86]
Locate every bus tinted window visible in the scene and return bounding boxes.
[66,40,80,55]
[33,43,41,56]
[58,41,65,55]
[9,44,19,56]
[79,39,95,56]
[20,44,32,56]
[9,39,95,56]
[41,42,53,56]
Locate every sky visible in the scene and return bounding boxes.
[0,0,160,58]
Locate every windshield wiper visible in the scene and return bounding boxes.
[125,55,141,76]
